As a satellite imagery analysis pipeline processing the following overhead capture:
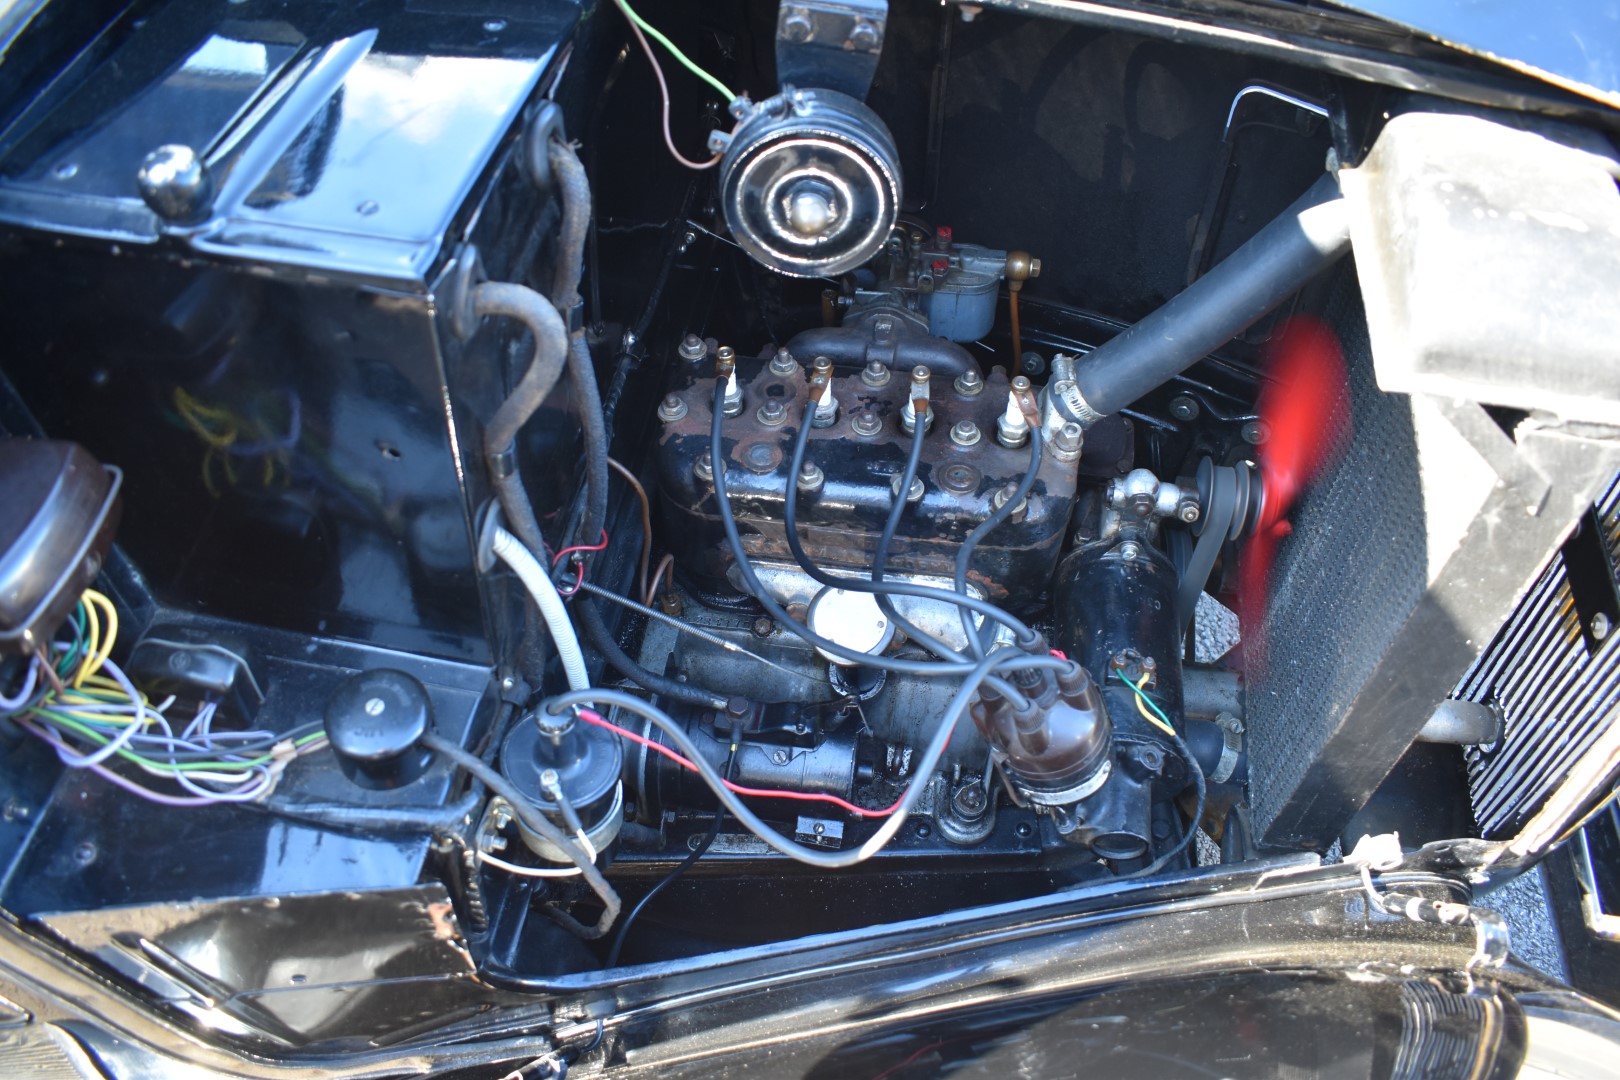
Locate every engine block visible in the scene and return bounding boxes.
[655,348,1082,608]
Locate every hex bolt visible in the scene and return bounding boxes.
[848,18,880,50]
[1241,420,1269,445]
[658,394,688,422]
[851,410,882,437]
[693,451,714,482]
[991,482,1028,521]
[1169,395,1199,421]
[757,399,788,426]
[1594,613,1613,641]
[781,6,813,42]
[1117,540,1141,560]
[1054,422,1082,456]
[1178,498,1201,524]
[891,473,925,503]
[770,348,797,376]
[954,369,985,396]
[679,334,707,362]
[752,616,775,639]
[1019,352,1046,376]
[861,359,891,387]
[797,459,824,494]
[950,420,981,447]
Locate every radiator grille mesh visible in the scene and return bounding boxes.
[1460,473,1620,839]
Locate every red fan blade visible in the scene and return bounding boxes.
[1241,317,1350,670]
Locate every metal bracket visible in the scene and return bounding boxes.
[444,243,487,342]
[776,1,888,101]
[522,100,567,190]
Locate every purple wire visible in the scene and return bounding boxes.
[21,720,226,807]
[0,657,38,712]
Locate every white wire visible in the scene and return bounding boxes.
[51,657,148,768]
[491,525,590,692]
[476,829,598,878]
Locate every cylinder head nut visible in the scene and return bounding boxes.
[797,459,825,494]
[770,348,798,376]
[850,410,882,437]
[658,394,688,423]
[991,482,1028,522]
[950,420,981,447]
[861,359,891,387]
[757,398,788,426]
[679,334,708,362]
[693,451,715,483]
[1052,421,1082,460]
[954,368,985,397]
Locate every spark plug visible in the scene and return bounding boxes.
[718,346,743,417]
[811,356,839,427]
[900,365,933,434]
[997,375,1032,448]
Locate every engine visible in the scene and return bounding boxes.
[2,0,1618,1017]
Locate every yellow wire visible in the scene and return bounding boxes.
[1133,674,1178,737]
[74,596,101,687]
[76,590,118,687]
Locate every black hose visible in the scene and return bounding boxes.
[1072,173,1350,419]
[542,139,612,551]
[575,595,728,711]
[477,281,571,558]
[423,732,622,940]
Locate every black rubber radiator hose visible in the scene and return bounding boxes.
[1067,172,1351,423]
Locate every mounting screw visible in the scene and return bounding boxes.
[771,749,789,765]
[658,394,688,422]
[848,18,880,50]
[770,348,797,376]
[861,360,891,387]
[753,616,775,638]
[797,459,825,494]
[954,369,984,396]
[950,420,981,447]
[781,6,813,42]
[1594,613,1612,641]
[678,334,707,362]
[1241,420,1269,445]
[1014,821,1034,838]
[1169,395,1199,421]
[757,399,788,426]
[891,474,925,503]
[73,841,97,867]
[1178,500,1201,524]
[851,411,883,437]
[1117,541,1141,561]
[1019,352,1046,376]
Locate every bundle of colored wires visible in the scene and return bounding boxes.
[0,593,327,807]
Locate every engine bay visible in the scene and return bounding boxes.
[2,0,1620,1052]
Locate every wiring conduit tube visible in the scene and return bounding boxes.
[1068,172,1351,423]
[491,525,590,693]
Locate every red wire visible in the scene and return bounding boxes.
[577,709,903,819]
[551,529,610,567]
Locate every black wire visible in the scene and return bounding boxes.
[773,396,1042,666]
[605,747,736,967]
[957,422,1044,659]
[1125,728,1207,879]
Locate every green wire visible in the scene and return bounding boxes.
[55,604,87,677]
[615,0,736,102]
[28,708,324,774]
[1126,676,1175,727]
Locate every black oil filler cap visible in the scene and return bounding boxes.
[325,669,435,790]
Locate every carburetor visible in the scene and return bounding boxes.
[654,342,1084,611]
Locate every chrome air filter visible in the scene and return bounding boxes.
[718,88,900,278]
